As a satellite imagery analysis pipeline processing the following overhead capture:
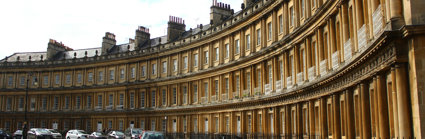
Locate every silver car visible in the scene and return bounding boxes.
[47,129,62,139]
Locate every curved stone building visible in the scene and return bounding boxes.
[1,0,425,138]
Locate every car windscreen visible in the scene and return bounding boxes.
[115,131,124,136]
[131,129,142,134]
[143,132,164,139]
[35,129,50,134]
[48,130,59,133]
[77,131,88,134]
[94,132,104,136]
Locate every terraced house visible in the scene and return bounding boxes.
[1,0,425,138]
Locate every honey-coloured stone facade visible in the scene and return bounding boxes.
[1,0,425,138]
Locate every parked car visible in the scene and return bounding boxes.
[12,130,22,139]
[107,131,125,139]
[27,128,53,139]
[66,130,89,139]
[88,132,107,139]
[124,128,143,139]
[140,131,164,139]
[0,129,13,139]
[47,129,62,139]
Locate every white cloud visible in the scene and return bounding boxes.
[0,0,242,59]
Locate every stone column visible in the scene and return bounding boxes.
[360,83,371,139]
[309,101,315,138]
[333,94,341,139]
[355,0,365,29]
[395,64,412,138]
[389,0,404,28]
[391,67,399,137]
[346,90,355,139]
[376,75,389,138]
[372,77,380,138]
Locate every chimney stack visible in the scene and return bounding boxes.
[210,0,233,26]
[101,32,117,55]
[167,15,186,42]
[47,39,73,60]
[135,26,151,49]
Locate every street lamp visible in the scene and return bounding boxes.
[23,73,37,139]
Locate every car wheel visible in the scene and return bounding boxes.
[78,137,80,139]
[67,137,70,139]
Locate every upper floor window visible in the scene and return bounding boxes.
[141,66,146,77]
[41,97,47,110]
[6,97,12,110]
[152,64,157,75]
[140,92,145,108]
[173,59,178,72]
[131,67,136,79]
[235,39,240,54]
[77,73,82,83]
[194,54,198,67]
[87,72,93,82]
[109,70,115,80]
[87,95,92,108]
[64,96,70,109]
[120,69,125,79]
[53,96,59,110]
[55,75,60,85]
[214,80,219,94]
[236,75,240,92]
[301,0,305,18]
[20,76,25,86]
[268,65,273,84]
[215,48,219,61]
[225,78,229,93]
[183,56,188,69]
[246,72,251,90]
[162,61,167,73]
[257,29,261,45]
[204,51,209,64]
[43,75,48,85]
[129,92,134,108]
[225,44,229,58]
[268,23,272,40]
[76,96,81,109]
[97,95,103,107]
[204,82,208,98]
[290,7,295,27]
[119,94,124,106]
[162,89,167,106]
[279,15,283,33]
[183,86,187,104]
[98,71,104,82]
[193,84,198,102]
[108,94,113,106]
[172,88,177,105]
[8,76,13,86]
[65,74,71,84]
[246,35,251,50]
[151,90,156,107]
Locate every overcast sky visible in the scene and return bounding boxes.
[0,0,242,59]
